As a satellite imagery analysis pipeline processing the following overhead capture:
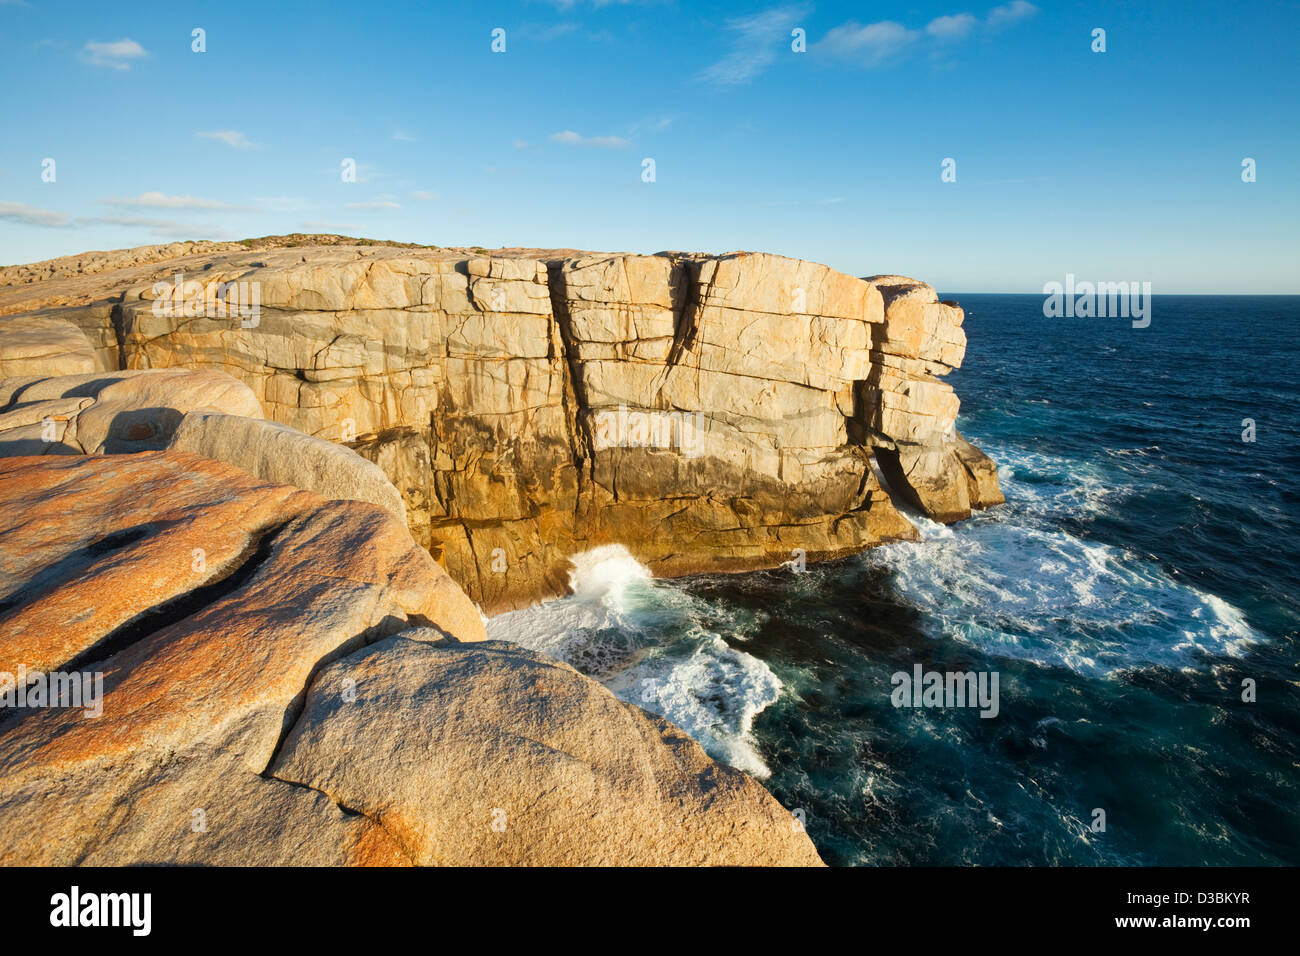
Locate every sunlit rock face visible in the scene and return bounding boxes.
[0,241,1001,612]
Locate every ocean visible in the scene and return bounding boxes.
[488,294,1300,866]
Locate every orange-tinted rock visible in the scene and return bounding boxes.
[0,453,820,866]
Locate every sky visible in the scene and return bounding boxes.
[1,0,1297,292]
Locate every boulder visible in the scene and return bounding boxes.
[0,368,263,456]
[270,633,824,866]
[0,314,96,378]
[168,410,406,524]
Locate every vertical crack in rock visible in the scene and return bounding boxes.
[546,259,594,480]
[258,609,423,786]
[109,301,129,371]
[656,256,707,403]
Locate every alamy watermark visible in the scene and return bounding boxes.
[150,272,261,328]
[0,665,103,718]
[1042,274,1151,328]
[891,664,1000,718]
[592,403,704,458]
[50,886,150,936]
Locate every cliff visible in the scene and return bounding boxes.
[0,241,1001,614]
[0,238,1002,866]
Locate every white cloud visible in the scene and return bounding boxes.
[392,130,417,142]
[410,190,439,200]
[104,192,232,210]
[80,38,147,71]
[987,1,1037,29]
[548,130,630,148]
[697,4,810,87]
[0,200,220,236]
[344,200,402,210]
[0,201,71,228]
[816,20,920,66]
[926,14,978,39]
[627,115,674,136]
[512,139,531,150]
[197,130,259,150]
[819,4,1038,67]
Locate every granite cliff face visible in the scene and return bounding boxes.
[0,241,1001,613]
[0,239,1001,866]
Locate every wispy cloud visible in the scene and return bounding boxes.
[103,192,234,210]
[345,199,402,210]
[926,14,978,40]
[547,0,643,8]
[697,4,810,87]
[817,20,919,67]
[80,38,147,71]
[626,115,674,136]
[197,130,259,150]
[549,130,630,148]
[987,1,1037,30]
[1,199,225,237]
[0,201,71,228]
[78,214,221,237]
[817,3,1038,67]
[410,190,439,200]
[392,130,417,142]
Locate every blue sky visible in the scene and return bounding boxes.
[1,0,1297,291]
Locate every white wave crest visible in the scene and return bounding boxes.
[487,544,783,776]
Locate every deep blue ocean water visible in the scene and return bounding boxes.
[490,294,1300,866]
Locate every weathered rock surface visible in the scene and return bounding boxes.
[0,368,263,456]
[0,240,1001,612]
[167,410,406,523]
[0,453,819,865]
[0,315,96,378]
[271,633,823,866]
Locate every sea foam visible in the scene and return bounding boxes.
[487,544,783,777]
[864,444,1264,677]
